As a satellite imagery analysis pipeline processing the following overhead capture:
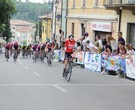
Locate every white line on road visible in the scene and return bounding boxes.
[52,84,68,93]
[24,66,29,69]
[18,59,22,65]
[0,84,134,86]
[33,72,41,77]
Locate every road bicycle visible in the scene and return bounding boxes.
[5,49,9,61]
[64,57,73,82]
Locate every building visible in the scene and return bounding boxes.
[10,19,36,45]
[66,0,118,42]
[40,15,52,42]
[104,0,135,47]
[52,0,62,42]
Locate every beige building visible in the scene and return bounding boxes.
[52,0,62,43]
[104,0,135,47]
[10,19,36,45]
[66,0,118,42]
[40,15,52,43]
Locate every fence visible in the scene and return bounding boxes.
[53,50,135,79]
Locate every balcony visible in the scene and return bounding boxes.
[103,0,135,7]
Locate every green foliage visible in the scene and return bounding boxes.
[34,21,42,40]
[0,0,16,24]
[12,1,51,23]
[0,0,16,41]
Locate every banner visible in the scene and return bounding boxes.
[53,50,60,62]
[126,55,135,79]
[59,50,65,61]
[84,52,91,70]
[106,56,126,72]
[77,52,84,64]
[84,53,101,72]
[106,56,120,71]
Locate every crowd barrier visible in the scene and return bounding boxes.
[53,50,135,79]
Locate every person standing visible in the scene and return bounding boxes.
[96,35,103,48]
[118,31,125,45]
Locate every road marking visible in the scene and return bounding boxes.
[0,84,134,86]
[24,66,29,69]
[52,84,68,93]
[18,59,22,65]
[33,72,41,77]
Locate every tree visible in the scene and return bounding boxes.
[0,0,16,41]
[12,1,51,22]
[34,21,42,42]
[0,0,16,24]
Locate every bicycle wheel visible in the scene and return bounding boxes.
[5,52,9,61]
[47,53,52,66]
[65,62,72,82]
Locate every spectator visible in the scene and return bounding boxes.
[118,41,126,57]
[102,39,112,59]
[76,41,82,52]
[54,40,59,50]
[123,44,134,59]
[96,35,103,48]
[79,32,90,51]
[106,34,118,54]
[85,40,97,53]
[94,42,102,54]
[118,32,125,45]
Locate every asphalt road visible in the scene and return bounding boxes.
[0,54,135,110]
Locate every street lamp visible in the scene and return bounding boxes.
[54,0,59,41]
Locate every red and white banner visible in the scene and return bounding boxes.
[91,22,112,32]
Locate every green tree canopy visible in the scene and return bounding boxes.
[0,0,16,24]
[0,0,16,41]
[12,1,51,23]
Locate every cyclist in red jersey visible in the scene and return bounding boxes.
[63,35,76,77]
[46,42,54,53]
[5,43,11,50]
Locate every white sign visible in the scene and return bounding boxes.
[91,22,112,32]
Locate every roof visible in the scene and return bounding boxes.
[10,19,35,26]
[38,14,52,19]
[16,27,32,33]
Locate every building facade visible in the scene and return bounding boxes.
[10,19,35,45]
[52,0,62,43]
[66,0,118,42]
[40,15,52,43]
[104,0,135,48]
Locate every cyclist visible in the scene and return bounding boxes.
[5,43,11,60]
[46,42,53,54]
[32,44,38,61]
[22,45,26,57]
[10,43,13,56]
[45,41,54,64]
[41,43,46,59]
[14,42,19,59]
[63,35,76,77]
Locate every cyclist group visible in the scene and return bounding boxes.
[4,34,86,81]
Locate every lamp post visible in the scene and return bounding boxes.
[53,0,59,41]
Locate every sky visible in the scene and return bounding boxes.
[21,0,51,3]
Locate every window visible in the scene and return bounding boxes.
[94,0,99,7]
[81,23,85,36]
[71,23,75,35]
[72,0,75,8]
[82,0,86,7]
[127,23,135,48]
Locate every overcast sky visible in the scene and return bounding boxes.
[21,0,51,3]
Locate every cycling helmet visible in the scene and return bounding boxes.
[68,35,74,39]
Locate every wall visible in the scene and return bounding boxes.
[66,0,118,41]
[121,9,135,43]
